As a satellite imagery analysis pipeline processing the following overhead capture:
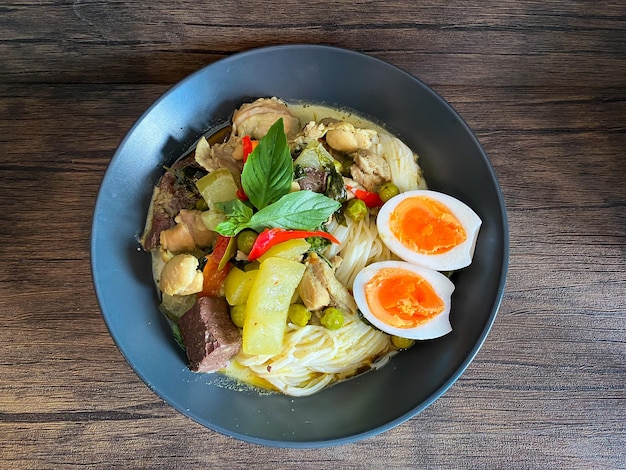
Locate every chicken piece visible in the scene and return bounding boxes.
[298,261,331,311]
[349,149,392,192]
[232,97,301,139]
[194,136,244,180]
[291,120,328,151]
[160,222,195,253]
[160,254,204,296]
[176,209,215,247]
[297,253,357,314]
[159,209,215,253]
[325,122,376,153]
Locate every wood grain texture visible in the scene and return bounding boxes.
[1,0,624,468]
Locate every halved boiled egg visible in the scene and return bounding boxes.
[353,261,454,340]
[377,189,482,271]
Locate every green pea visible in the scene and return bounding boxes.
[230,304,246,328]
[236,229,258,254]
[345,198,367,222]
[321,307,345,330]
[378,182,399,203]
[288,304,312,327]
[391,335,415,350]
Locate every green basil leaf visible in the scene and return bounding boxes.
[214,219,241,237]
[214,199,253,236]
[246,190,341,232]
[241,118,293,210]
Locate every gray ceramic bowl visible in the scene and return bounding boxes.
[91,45,508,447]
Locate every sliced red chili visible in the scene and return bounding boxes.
[352,188,383,208]
[199,235,232,297]
[247,228,340,261]
[241,136,258,163]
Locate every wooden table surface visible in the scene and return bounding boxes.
[1,1,624,468]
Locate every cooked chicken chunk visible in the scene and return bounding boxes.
[297,253,357,314]
[325,122,376,153]
[292,120,377,154]
[159,209,215,254]
[194,136,244,179]
[159,222,195,253]
[232,97,300,139]
[349,149,392,192]
[160,254,203,296]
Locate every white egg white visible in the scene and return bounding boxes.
[377,189,482,271]
[353,261,455,340]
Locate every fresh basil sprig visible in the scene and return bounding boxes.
[214,119,342,237]
[216,190,341,236]
[241,118,293,210]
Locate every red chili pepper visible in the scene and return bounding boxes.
[247,228,340,261]
[241,136,258,163]
[199,235,233,297]
[352,188,383,208]
[236,187,248,201]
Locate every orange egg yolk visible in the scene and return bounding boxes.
[390,196,466,255]
[365,268,444,328]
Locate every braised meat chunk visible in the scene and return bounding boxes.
[179,296,242,373]
[140,155,204,251]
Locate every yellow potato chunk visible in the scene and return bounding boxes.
[257,238,310,264]
[243,257,306,355]
[223,267,258,306]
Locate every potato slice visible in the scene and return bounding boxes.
[224,267,258,306]
[242,257,306,355]
[257,238,310,264]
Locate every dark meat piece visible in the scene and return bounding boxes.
[140,155,204,251]
[297,167,328,193]
[178,296,242,373]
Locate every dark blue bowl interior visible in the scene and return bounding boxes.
[91,45,508,448]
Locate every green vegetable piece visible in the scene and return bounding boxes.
[159,293,196,322]
[195,168,239,208]
[378,182,400,203]
[288,304,312,327]
[243,260,260,272]
[230,304,246,328]
[195,198,208,211]
[236,229,258,254]
[293,141,330,169]
[294,141,347,203]
[321,307,345,330]
[241,118,293,210]
[171,322,185,350]
[305,236,332,255]
[391,335,416,350]
[217,236,237,271]
[345,198,367,222]
[201,208,227,231]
